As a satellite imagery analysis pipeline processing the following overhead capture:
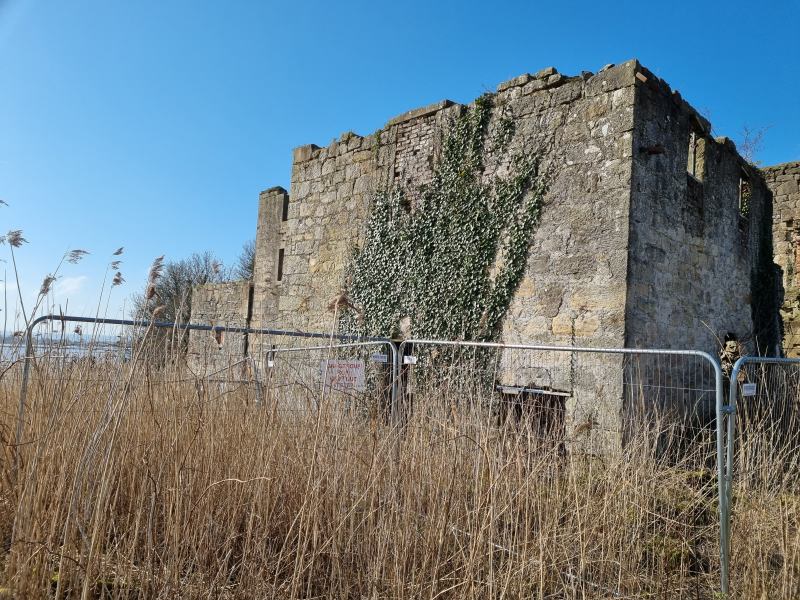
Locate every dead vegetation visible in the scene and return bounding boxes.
[0,345,799,599]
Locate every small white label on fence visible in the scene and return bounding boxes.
[403,355,418,365]
[742,383,757,397]
[321,359,366,392]
[370,353,388,363]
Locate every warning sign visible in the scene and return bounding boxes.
[742,382,757,397]
[321,359,366,392]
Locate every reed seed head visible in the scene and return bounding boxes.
[2,230,27,248]
[66,249,90,264]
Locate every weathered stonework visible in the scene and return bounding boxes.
[189,59,787,450]
[248,186,288,361]
[764,162,800,356]
[187,281,251,374]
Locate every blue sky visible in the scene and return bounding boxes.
[1,0,798,327]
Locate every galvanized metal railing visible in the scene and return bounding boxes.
[15,314,397,454]
[20,315,787,595]
[398,338,729,594]
[720,355,800,596]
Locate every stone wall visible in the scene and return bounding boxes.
[764,162,800,356]
[187,281,252,374]
[283,64,641,345]
[626,67,779,421]
[248,186,288,361]
[276,102,466,334]
[490,63,639,453]
[270,61,650,452]
[187,58,783,450]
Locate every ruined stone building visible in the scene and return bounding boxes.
[188,59,795,448]
[764,163,800,356]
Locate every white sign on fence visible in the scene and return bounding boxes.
[321,359,366,392]
[742,382,757,397]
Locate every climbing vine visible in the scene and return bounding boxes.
[342,93,551,342]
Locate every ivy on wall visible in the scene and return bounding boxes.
[342,94,550,342]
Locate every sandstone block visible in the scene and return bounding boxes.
[551,314,573,336]
[293,144,320,163]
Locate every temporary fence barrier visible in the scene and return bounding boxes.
[720,355,800,596]
[398,338,730,593]
[252,340,398,420]
[20,314,800,595]
[15,314,395,455]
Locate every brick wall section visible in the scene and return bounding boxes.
[187,281,251,374]
[389,100,453,190]
[764,162,800,356]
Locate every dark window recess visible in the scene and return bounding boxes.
[282,195,290,221]
[276,249,285,281]
[496,385,567,448]
[242,283,255,357]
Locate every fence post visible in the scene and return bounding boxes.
[14,315,55,478]
[715,354,732,597]
[14,321,35,479]
[389,341,400,424]
[248,356,264,405]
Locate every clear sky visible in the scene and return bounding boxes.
[1,0,798,328]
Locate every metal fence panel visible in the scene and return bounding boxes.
[397,339,719,451]
[14,316,746,595]
[397,338,728,592]
[723,356,800,596]
[15,315,396,448]
[249,339,397,419]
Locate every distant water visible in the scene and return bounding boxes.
[0,335,131,363]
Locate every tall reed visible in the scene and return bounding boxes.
[0,330,799,599]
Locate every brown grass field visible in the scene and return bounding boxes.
[1,344,799,599]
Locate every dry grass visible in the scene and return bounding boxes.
[1,346,799,599]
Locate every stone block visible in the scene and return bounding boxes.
[293,144,320,164]
[534,66,557,79]
[551,314,573,336]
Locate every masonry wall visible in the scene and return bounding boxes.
[275,102,459,333]
[279,65,640,353]
[187,281,251,374]
[626,68,779,421]
[494,65,635,347]
[248,186,288,360]
[764,162,800,356]
[490,63,639,452]
[187,58,783,450]
[263,61,646,452]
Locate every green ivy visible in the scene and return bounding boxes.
[343,93,550,343]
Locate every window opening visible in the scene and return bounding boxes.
[282,195,290,222]
[277,249,285,281]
